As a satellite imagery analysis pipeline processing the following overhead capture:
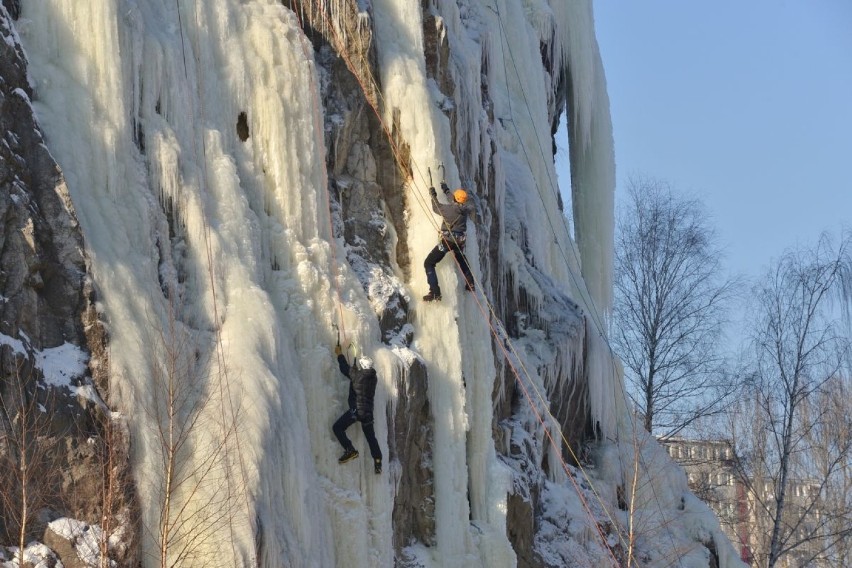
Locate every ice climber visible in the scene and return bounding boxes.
[332,345,382,474]
[422,181,475,302]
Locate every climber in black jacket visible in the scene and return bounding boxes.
[332,345,383,474]
[423,182,475,302]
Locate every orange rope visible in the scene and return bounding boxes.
[176,3,257,564]
[292,6,349,346]
[306,4,625,563]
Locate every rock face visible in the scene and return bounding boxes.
[2,2,738,567]
[0,12,84,349]
[307,2,594,561]
[0,8,136,567]
[312,18,438,552]
[2,0,594,563]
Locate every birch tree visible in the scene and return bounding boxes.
[613,176,738,436]
[0,356,62,567]
[730,232,852,568]
[142,302,243,568]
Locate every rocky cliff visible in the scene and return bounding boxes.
[0,2,742,567]
[1,4,137,566]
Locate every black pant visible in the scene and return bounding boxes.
[333,408,382,461]
[424,238,473,295]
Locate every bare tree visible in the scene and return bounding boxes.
[142,302,243,568]
[621,430,716,567]
[800,376,852,567]
[0,354,62,567]
[729,232,852,568]
[92,407,137,568]
[613,176,738,436]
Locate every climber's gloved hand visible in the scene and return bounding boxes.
[440,182,450,195]
[334,344,342,356]
[429,186,437,198]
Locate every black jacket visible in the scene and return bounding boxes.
[337,355,377,422]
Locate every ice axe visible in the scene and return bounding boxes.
[332,322,346,363]
[347,342,358,366]
[333,322,356,365]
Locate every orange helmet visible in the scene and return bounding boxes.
[453,189,468,204]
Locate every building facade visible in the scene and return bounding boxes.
[660,438,830,567]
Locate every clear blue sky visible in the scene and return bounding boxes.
[578,0,852,280]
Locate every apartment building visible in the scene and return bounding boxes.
[660,438,830,567]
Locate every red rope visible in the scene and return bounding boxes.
[306,4,624,564]
[292,6,348,345]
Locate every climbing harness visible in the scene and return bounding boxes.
[442,231,466,248]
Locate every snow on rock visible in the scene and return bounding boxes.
[0,332,25,355]
[44,518,111,568]
[0,542,61,568]
[0,333,88,387]
[0,331,100,406]
[35,342,89,389]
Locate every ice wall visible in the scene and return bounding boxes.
[17,1,388,565]
[13,0,616,564]
[13,0,743,566]
[368,0,622,564]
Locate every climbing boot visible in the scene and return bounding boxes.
[338,448,358,464]
[374,458,382,475]
[422,290,442,302]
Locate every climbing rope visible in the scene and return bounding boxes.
[292,5,350,346]
[305,3,625,563]
[175,3,257,564]
[490,3,686,564]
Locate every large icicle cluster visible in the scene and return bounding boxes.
[19,1,346,564]
[10,0,746,566]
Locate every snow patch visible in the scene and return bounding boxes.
[36,342,89,388]
[0,542,59,568]
[48,518,111,568]
[0,333,88,386]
